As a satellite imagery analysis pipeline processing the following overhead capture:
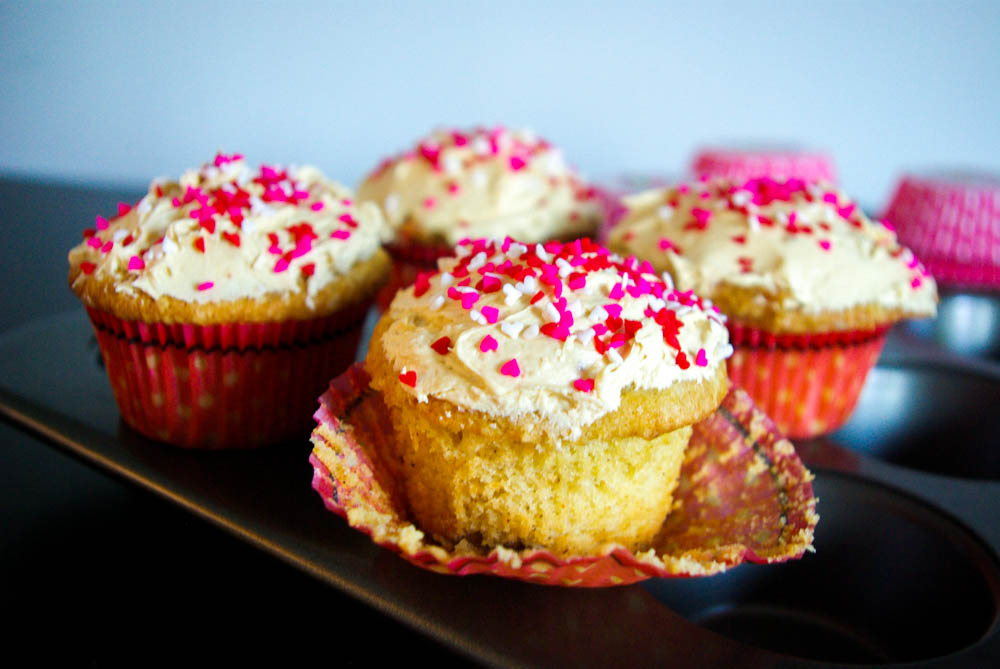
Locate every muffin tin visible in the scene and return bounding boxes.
[1,310,998,666]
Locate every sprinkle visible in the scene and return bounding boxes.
[338,213,358,228]
[127,256,145,271]
[500,358,520,377]
[310,201,325,211]
[509,155,527,171]
[695,348,708,367]
[431,336,452,355]
[658,237,679,252]
[274,256,290,273]
[481,305,500,324]
[675,351,690,369]
[657,205,675,220]
[301,263,315,277]
[87,236,102,250]
[522,324,539,339]
[100,240,113,254]
[80,262,96,275]
[573,378,595,393]
[96,215,109,231]
[470,309,487,325]
[430,295,446,310]
[460,291,480,310]
[398,370,417,387]
[731,235,746,245]
[609,283,625,300]
[818,239,831,251]
[479,335,498,352]
[331,229,351,240]
[413,272,432,297]
[196,281,214,291]
[221,231,241,247]
[607,349,623,364]
[500,320,525,338]
[603,303,622,318]
[911,276,922,289]
[117,202,132,217]
[423,197,437,210]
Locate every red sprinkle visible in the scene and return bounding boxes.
[573,378,595,393]
[413,272,432,297]
[675,351,690,370]
[431,336,452,355]
[398,370,417,387]
[80,262,96,275]
[194,237,206,253]
[301,263,315,277]
[479,335,498,352]
[221,231,241,247]
[500,358,520,377]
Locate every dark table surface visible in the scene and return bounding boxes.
[0,176,463,663]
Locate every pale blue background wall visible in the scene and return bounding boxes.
[2,0,998,207]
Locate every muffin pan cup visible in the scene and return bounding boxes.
[309,364,818,586]
[86,303,368,449]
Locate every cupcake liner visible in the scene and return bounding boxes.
[883,173,1000,291]
[377,241,454,310]
[726,322,890,439]
[309,364,818,587]
[691,148,836,183]
[87,303,368,449]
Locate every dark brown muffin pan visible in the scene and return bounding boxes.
[1,312,998,667]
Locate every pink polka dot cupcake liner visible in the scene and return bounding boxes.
[309,364,817,587]
[882,173,1000,291]
[86,304,368,449]
[691,147,836,183]
[726,322,890,440]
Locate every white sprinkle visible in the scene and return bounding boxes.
[718,343,735,359]
[430,295,445,310]
[608,252,624,264]
[242,219,257,234]
[555,257,573,277]
[112,228,128,243]
[470,309,487,325]
[675,305,693,317]
[439,272,454,287]
[508,242,528,259]
[522,323,540,340]
[540,150,566,177]
[162,237,179,255]
[500,321,525,338]
[455,244,473,258]
[522,275,537,292]
[535,244,551,263]
[467,251,488,272]
[731,190,752,207]
[748,215,761,233]
[503,285,521,306]
[442,154,462,176]
[587,306,604,322]
[137,196,153,217]
[543,302,561,322]
[657,205,675,220]
[471,169,488,189]
[776,210,789,225]
[567,300,582,317]
[607,349,623,364]
[384,194,400,216]
[471,137,491,156]
[648,297,666,311]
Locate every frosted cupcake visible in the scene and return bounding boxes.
[362,237,731,555]
[68,153,390,448]
[357,126,603,303]
[608,177,937,438]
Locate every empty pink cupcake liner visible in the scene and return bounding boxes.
[726,322,890,439]
[87,303,368,449]
[309,364,818,587]
[883,174,1000,291]
[691,148,836,183]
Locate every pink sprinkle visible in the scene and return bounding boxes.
[837,203,857,220]
[338,213,358,228]
[423,197,437,210]
[117,202,132,217]
[567,273,586,291]
[341,198,353,207]
[127,256,145,271]
[460,291,480,310]
[658,237,677,251]
[447,181,460,195]
[573,378,595,393]
[274,257,290,273]
[87,236,102,250]
[331,230,351,240]
[911,276,922,288]
[100,240,113,254]
[500,358,520,377]
[196,281,214,291]
[479,335,498,352]
[509,155,527,171]
[481,305,500,324]
[695,348,708,367]
[609,283,625,300]
[310,201,324,211]
[603,303,622,318]
[96,215,109,231]
[822,192,839,204]
[818,240,832,251]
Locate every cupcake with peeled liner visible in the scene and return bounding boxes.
[360,236,731,556]
[607,177,937,438]
[357,126,603,304]
[68,152,391,449]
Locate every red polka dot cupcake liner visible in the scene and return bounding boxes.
[86,304,368,449]
[725,322,890,439]
[882,173,1000,291]
[377,240,454,310]
[691,147,836,183]
[309,364,817,587]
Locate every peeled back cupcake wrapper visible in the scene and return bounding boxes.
[88,304,367,449]
[309,364,818,587]
[691,149,837,183]
[883,174,1000,291]
[726,322,890,439]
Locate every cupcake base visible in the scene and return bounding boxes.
[726,322,890,439]
[88,304,368,449]
[309,364,818,587]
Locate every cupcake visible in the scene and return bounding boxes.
[361,236,731,556]
[68,152,390,449]
[882,172,1000,291]
[357,126,603,303]
[607,177,937,438]
[691,146,836,183]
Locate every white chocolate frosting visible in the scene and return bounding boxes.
[608,178,937,317]
[373,237,732,440]
[357,127,601,245]
[69,153,389,308]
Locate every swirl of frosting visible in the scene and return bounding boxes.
[357,127,601,245]
[608,177,937,326]
[374,237,732,439]
[69,153,389,316]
